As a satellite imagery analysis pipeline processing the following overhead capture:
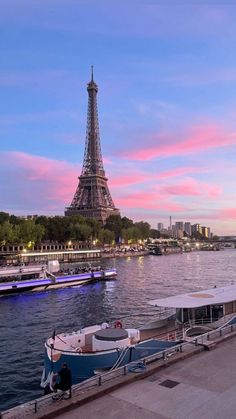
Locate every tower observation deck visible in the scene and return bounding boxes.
[65,69,120,223]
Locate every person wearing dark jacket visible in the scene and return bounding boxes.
[54,363,72,392]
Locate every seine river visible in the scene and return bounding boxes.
[0,249,236,412]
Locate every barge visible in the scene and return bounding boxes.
[0,261,117,296]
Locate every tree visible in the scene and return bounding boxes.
[98,229,115,246]
[69,223,92,242]
[150,229,160,239]
[18,220,45,245]
[86,218,101,242]
[0,212,10,224]
[104,215,123,242]
[134,221,150,240]
[121,217,133,229]
[0,221,16,244]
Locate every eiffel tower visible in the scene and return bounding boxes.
[65,68,120,223]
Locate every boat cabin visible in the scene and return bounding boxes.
[149,284,236,325]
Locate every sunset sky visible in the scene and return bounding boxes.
[1,0,236,235]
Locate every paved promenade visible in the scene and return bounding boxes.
[56,337,236,419]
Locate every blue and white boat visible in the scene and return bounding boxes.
[41,284,236,390]
[41,324,178,389]
[0,260,116,296]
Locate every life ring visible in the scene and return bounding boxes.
[114,320,122,329]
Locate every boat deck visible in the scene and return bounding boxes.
[140,320,183,341]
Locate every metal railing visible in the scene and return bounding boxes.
[1,322,236,418]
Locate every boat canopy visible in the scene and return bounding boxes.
[149,284,236,309]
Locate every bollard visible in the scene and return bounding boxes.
[34,401,37,413]
[180,344,183,352]
[124,365,127,376]
[98,375,102,386]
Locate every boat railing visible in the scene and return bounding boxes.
[149,327,185,342]
[183,312,236,329]
[2,321,236,418]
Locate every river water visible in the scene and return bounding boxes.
[0,249,236,412]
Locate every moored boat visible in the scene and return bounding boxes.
[41,324,179,391]
[149,284,236,337]
[0,261,116,296]
[41,284,236,392]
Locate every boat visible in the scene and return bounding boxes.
[148,244,163,256]
[0,260,117,296]
[41,284,236,391]
[41,324,179,390]
[148,284,236,338]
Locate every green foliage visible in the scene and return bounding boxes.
[0,220,45,245]
[0,212,10,224]
[69,222,92,242]
[121,217,133,229]
[191,231,205,240]
[0,222,16,244]
[98,229,115,245]
[134,221,150,239]
[150,229,160,239]
[18,220,45,245]
[0,213,150,246]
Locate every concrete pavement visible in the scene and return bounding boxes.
[57,337,236,419]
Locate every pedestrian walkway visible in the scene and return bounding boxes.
[57,337,236,419]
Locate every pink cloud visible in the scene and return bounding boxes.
[123,125,236,161]
[158,166,208,179]
[160,178,221,198]
[110,166,208,189]
[217,208,236,220]
[0,151,79,212]
[116,192,184,212]
[110,173,151,187]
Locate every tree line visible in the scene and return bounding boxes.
[0,212,158,247]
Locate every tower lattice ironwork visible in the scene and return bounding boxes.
[65,68,120,223]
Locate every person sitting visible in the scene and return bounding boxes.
[53,363,72,397]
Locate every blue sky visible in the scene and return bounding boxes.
[1,0,236,235]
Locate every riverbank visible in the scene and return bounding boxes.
[2,324,236,418]
[56,331,236,419]
[1,250,235,412]
[101,249,149,258]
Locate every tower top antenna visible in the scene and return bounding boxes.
[91,65,94,82]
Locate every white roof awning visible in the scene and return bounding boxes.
[149,284,236,309]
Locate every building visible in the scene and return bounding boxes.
[184,222,192,236]
[201,226,211,238]
[157,223,164,231]
[65,69,119,223]
[175,222,184,231]
[191,224,202,235]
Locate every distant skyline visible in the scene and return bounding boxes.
[1,1,236,235]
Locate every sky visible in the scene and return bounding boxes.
[0,0,236,235]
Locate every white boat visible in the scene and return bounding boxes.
[41,324,179,391]
[41,284,236,391]
[149,284,236,337]
[0,260,117,296]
